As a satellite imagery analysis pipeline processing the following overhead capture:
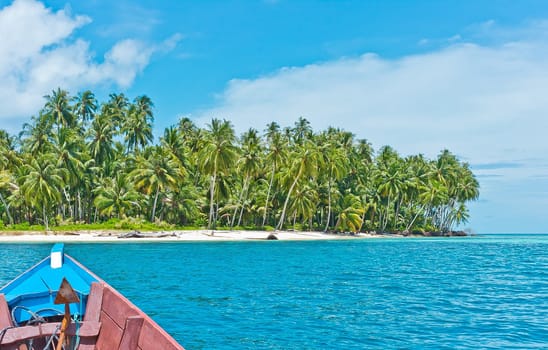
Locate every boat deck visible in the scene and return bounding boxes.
[0,248,184,350]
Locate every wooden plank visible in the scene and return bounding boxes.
[84,282,104,322]
[0,293,14,328]
[138,320,183,350]
[96,311,123,350]
[0,321,100,345]
[78,337,98,350]
[118,316,144,350]
[79,282,105,349]
[101,287,138,329]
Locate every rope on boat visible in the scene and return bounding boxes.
[43,322,61,350]
[68,313,81,350]
[10,306,64,326]
[4,306,85,350]
[8,306,72,350]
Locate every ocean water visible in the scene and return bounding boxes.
[0,235,547,349]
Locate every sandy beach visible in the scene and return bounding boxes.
[0,230,382,243]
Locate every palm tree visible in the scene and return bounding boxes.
[88,113,115,172]
[276,139,321,230]
[196,119,238,229]
[262,130,287,227]
[73,90,97,125]
[130,146,183,222]
[231,128,262,227]
[0,93,482,232]
[94,173,141,219]
[105,93,129,130]
[0,170,17,225]
[123,95,154,153]
[161,126,185,164]
[20,154,67,229]
[178,117,201,152]
[335,193,364,233]
[20,113,53,156]
[376,167,399,230]
[52,127,86,220]
[43,88,75,130]
[403,155,432,231]
[319,130,350,231]
[287,182,318,230]
[292,117,312,144]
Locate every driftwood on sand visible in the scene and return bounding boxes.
[118,231,177,239]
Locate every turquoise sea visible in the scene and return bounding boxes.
[0,235,547,349]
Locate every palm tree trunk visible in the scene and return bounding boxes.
[381,193,391,231]
[262,166,276,227]
[394,196,404,229]
[0,193,13,225]
[324,177,332,232]
[208,170,217,229]
[405,204,425,231]
[63,188,73,220]
[151,187,160,222]
[231,176,248,228]
[237,179,249,227]
[77,191,82,221]
[43,206,49,230]
[276,173,301,230]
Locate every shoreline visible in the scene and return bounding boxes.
[0,230,387,243]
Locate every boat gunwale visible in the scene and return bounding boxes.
[0,256,50,293]
[1,249,185,349]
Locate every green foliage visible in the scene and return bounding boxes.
[1,222,45,231]
[0,89,480,234]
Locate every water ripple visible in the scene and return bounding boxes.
[1,235,547,349]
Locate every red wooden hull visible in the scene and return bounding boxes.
[0,254,185,350]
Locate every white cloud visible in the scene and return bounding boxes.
[0,0,179,124]
[195,23,548,168]
[193,21,548,233]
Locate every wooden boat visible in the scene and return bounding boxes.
[0,244,184,350]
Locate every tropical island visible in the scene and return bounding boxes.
[0,89,479,239]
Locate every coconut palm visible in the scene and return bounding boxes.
[231,128,262,227]
[319,130,350,231]
[52,127,87,220]
[292,117,313,144]
[335,193,364,233]
[276,139,321,230]
[0,88,481,231]
[88,113,116,172]
[287,182,318,230]
[0,170,17,225]
[73,90,97,125]
[376,163,405,231]
[123,96,154,153]
[262,130,287,227]
[20,154,67,229]
[105,93,129,130]
[161,126,185,164]
[130,146,183,222]
[94,173,141,219]
[196,119,238,229]
[43,88,75,130]
[20,114,53,156]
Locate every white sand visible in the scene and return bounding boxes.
[0,230,382,243]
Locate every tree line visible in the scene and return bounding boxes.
[0,88,479,233]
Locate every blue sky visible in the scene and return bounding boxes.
[1,0,548,233]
